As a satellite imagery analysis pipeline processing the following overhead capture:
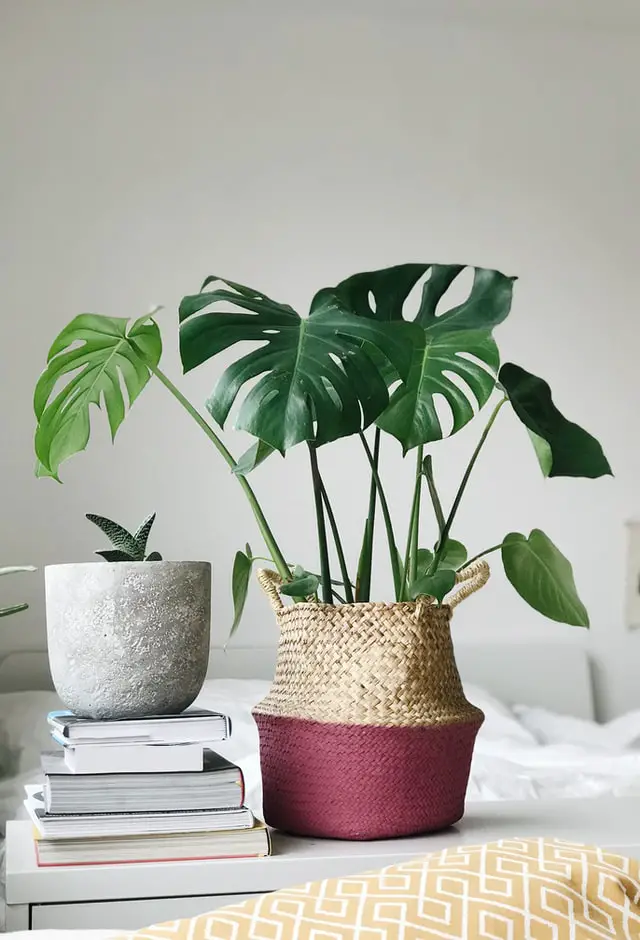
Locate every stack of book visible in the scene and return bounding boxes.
[24,708,270,867]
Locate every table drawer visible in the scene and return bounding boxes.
[32,893,261,930]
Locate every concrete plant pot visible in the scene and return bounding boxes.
[45,561,211,719]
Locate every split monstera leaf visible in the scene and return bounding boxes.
[32,262,611,630]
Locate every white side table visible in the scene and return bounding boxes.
[6,798,640,932]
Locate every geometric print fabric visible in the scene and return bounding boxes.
[111,838,640,940]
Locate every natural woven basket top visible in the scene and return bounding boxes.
[253,573,488,727]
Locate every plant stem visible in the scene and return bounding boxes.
[356,428,380,602]
[460,543,504,571]
[430,396,507,574]
[150,365,290,582]
[359,431,402,599]
[423,455,445,537]
[308,445,333,604]
[319,479,354,603]
[401,445,424,600]
[410,448,423,583]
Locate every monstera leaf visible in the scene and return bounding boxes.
[316,263,515,451]
[408,568,456,604]
[34,314,161,479]
[499,363,612,479]
[179,277,418,453]
[501,529,589,626]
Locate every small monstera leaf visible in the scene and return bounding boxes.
[501,529,589,626]
[34,313,161,480]
[499,363,612,479]
[408,569,456,604]
[317,263,515,451]
[178,276,418,453]
[280,570,320,597]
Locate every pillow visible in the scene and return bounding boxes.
[109,837,640,940]
[464,683,538,745]
[513,703,640,751]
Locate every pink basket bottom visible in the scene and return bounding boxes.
[254,712,483,840]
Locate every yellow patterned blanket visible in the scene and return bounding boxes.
[112,837,640,939]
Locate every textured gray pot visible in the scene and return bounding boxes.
[45,561,211,719]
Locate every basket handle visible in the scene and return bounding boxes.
[257,568,285,611]
[445,559,490,609]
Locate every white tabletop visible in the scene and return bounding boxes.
[7,798,640,905]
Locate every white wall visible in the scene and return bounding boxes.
[1,0,639,717]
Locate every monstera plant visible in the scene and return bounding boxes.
[34,263,611,630]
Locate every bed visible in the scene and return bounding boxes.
[2,640,640,937]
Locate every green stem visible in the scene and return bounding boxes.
[423,455,445,538]
[359,431,402,599]
[430,396,507,574]
[308,445,333,604]
[410,450,422,582]
[319,479,354,603]
[459,543,504,571]
[151,365,290,582]
[356,428,380,602]
[401,445,423,600]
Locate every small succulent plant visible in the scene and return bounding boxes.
[87,512,163,562]
[0,566,36,618]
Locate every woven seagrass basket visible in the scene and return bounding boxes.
[253,560,490,840]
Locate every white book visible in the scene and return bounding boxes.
[58,738,205,774]
[47,707,230,745]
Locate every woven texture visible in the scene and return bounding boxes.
[253,564,488,838]
[255,713,481,839]
[253,592,483,727]
[110,838,640,939]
